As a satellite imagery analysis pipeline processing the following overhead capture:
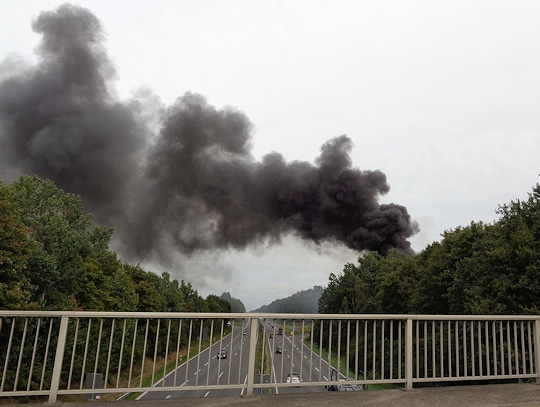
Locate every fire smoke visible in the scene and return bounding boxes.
[0,4,418,267]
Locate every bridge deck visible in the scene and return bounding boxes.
[4,383,540,407]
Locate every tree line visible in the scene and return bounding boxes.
[319,183,540,315]
[0,175,231,313]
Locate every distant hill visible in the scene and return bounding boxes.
[251,286,323,313]
[220,292,246,313]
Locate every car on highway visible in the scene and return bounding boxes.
[217,349,227,359]
[325,368,362,391]
[269,333,274,338]
[287,372,301,384]
[276,346,282,354]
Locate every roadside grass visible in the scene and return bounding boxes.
[255,323,271,375]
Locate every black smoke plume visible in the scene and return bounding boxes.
[0,4,418,266]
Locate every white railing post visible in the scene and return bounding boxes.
[534,318,540,384]
[48,315,70,404]
[405,317,413,390]
[245,317,258,396]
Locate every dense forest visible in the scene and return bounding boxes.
[319,183,540,315]
[0,175,233,313]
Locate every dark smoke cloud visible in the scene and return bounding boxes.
[0,3,418,266]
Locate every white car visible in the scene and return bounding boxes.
[287,372,301,384]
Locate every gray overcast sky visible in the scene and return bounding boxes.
[1,0,539,310]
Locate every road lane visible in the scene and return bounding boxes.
[139,320,252,399]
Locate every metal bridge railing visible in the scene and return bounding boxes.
[1,311,539,403]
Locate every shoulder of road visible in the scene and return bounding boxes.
[8,383,540,407]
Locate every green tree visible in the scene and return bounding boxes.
[0,182,32,309]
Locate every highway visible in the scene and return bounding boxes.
[138,318,347,399]
[139,320,252,400]
[262,320,338,394]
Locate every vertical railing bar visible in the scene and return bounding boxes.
[381,320,385,380]
[397,320,401,380]
[463,321,468,377]
[236,319,245,385]
[162,318,172,385]
[336,320,341,379]
[14,318,29,390]
[505,321,511,376]
[487,321,492,377]
[278,319,284,385]
[345,320,350,380]
[151,319,161,386]
[67,318,79,390]
[364,321,368,381]
[515,321,520,375]
[105,321,117,388]
[319,320,324,382]
[512,321,518,375]
[431,321,436,378]
[520,321,526,375]
[423,321,427,379]
[161,318,172,387]
[184,318,193,384]
[493,321,498,375]
[92,319,104,391]
[216,319,224,385]
[128,319,138,388]
[174,319,183,386]
[354,320,359,381]
[1,318,16,392]
[48,315,70,404]
[40,318,54,391]
[140,319,150,388]
[310,320,315,383]
[259,318,265,391]
[389,320,393,380]
[301,320,306,383]
[455,320,459,378]
[328,321,333,381]
[405,318,413,390]
[246,317,258,396]
[291,320,297,382]
[499,321,505,376]
[415,321,419,378]
[163,319,171,387]
[527,321,533,375]
[447,320,452,378]
[195,319,204,386]
[439,320,444,377]
[372,320,376,380]
[535,319,540,382]
[478,321,483,377]
[206,319,214,386]
[80,318,92,390]
[469,320,474,377]
[27,317,42,391]
[116,318,127,388]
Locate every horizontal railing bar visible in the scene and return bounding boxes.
[1,311,539,321]
[413,374,537,383]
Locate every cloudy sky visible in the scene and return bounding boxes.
[1,1,539,310]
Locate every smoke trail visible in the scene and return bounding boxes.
[0,3,418,266]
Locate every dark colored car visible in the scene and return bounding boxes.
[276,346,282,354]
[217,349,227,359]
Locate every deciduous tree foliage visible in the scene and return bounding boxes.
[320,184,540,316]
[0,182,32,309]
[1,176,228,312]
